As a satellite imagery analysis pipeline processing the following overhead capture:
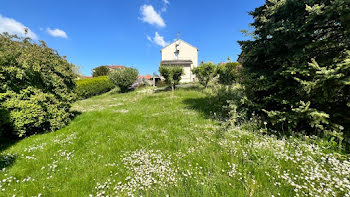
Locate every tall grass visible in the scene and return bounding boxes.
[0,87,349,196]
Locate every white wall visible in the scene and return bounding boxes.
[161,40,198,82]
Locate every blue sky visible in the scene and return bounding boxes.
[0,0,264,76]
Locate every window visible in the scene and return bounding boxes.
[174,50,179,60]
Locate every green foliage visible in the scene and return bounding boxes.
[159,65,184,91]
[72,65,82,77]
[216,62,241,85]
[0,33,76,137]
[92,66,110,77]
[76,76,115,99]
[238,0,350,142]
[204,83,248,121]
[156,80,167,87]
[192,62,217,88]
[108,67,138,92]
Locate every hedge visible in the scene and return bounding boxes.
[76,76,115,99]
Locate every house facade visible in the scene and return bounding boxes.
[160,39,198,83]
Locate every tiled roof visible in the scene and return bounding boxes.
[138,74,152,80]
[145,74,152,79]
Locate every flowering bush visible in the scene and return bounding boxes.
[108,67,138,92]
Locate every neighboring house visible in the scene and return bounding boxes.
[133,74,153,88]
[138,74,152,80]
[152,73,162,86]
[160,39,198,83]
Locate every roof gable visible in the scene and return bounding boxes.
[161,39,198,51]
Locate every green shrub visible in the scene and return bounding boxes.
[92,66,110,77]
[159,65,184,91]
[76,76,114,99]
[156,80,166,87]
[204,83,248,121]
[216,62,241,85]
[238,0,350,143]
[192,62,217,88]
[0,34,76,137]
[108,67,138,92]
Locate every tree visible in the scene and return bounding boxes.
[192,62,217,88]
[159,65,184,91]
[0,33,76,137]
[93,66,110,77]
[108,67,138,92]
[238,0,350,140]
[216,62,241,85]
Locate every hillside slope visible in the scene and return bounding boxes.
[0,87,349,196]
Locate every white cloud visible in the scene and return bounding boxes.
[161,0,170,12]
[146,35,152,41]
[140,5,165,27]
[154,32,169,47]
[46,28,68,38]
[0,14,37,39]
[147,32,169,47]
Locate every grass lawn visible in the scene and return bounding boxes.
[0,87,349,196]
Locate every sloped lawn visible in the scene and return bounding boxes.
[0,87,349,196]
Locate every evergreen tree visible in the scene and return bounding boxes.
[239,0,350,141]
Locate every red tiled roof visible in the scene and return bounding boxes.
[145,74,152,79]
[138,74,152,80]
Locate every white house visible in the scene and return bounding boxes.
[160,39,198,83]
